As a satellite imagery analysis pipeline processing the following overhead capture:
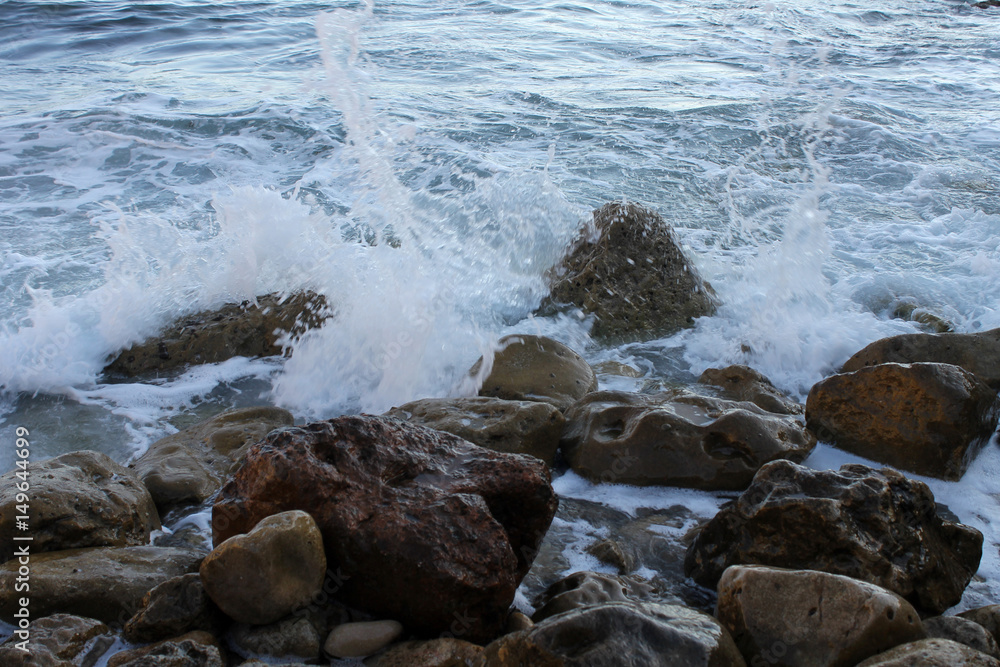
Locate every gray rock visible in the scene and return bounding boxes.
[324,620,404,659]
[961,606,1000,647]
[856,638,1000,666]
[0,613,114,667]
[230,615,321,661]
[924,616,1000,659]
[124,573,222,644]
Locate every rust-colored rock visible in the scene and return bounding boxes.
[212,415,557,643]
[698,365,803,415]
[806,362,1000,480]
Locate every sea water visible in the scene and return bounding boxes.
[1,0,999,619]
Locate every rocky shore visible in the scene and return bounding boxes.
[2,202,1000,666]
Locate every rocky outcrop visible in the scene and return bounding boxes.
[324,620,404,659]
[212,415,557,643]
[105,291,330,376]
[924,616,1000,659]
[698,365,803,415]
[0,614,115,667]
[124,573,222,644]
[474,601,745,666]
[805,362,1000,480]
[200,510,325,626]
[531,571,653,623]
[364,638,483,667]
[107,630,223,667]
[716,565,926,667]
[541,201,717,342]
[841,328,1000,388]
[856,638,1000,666]
[385,396,565,464]
[471,335,597,411]
[0,450,159,563]
[131,406,294,512]
[684,461,982,614]
[560,389,814,489]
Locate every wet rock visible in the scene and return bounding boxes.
[324,620,404,659]
[506,611,534,634]
[924,616,1000,658]
[471,335,597,411]
[107,630,223,667]
[684,460,983,614]
[229,615,321,662]
[856,638,1000,666]
[585,538,635,574]
[0,614,114,667]
[124,573,222,644]
[841,328,1000,388]
[131,406,294,512]
[560,389,815,489]
[385,396,565,464]
[716,565,925,667]
[593,361,643,378]
[0,546,203,625]
[541,201,717,343]
[961,606,1000,646]
[805,362,1000,480]
[475,601,745,666]
[531,571,653,623]
[698,365,803,415]
[105,291,330,376]
[364,638,483,667]
[201,510,325,626]
[890,299,953,333]
[212,415,557,643]
[974,0,1000,7]
[0,450,160,563]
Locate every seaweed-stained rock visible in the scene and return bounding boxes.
[684,460,982,614]
[716,565,925,667]
[542,201,717,342]
[124,573,222,644]
[105,291,330,376]
[364,638,483,667]
[856,638,1000,666]
[924,616,1000,658]
[842,328,1000,388]
[471,335,597,411]
[385,396,565,465]
[474,601,745,666]
[0,614,114,667]
[107,630,223,667]
[0,450,159,563]
[560,389,815,489]
[806,362,1000,480]
[212,415,557,643]
[698,365,803,415]
[131,406,294,512]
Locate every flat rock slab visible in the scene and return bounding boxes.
[806,362,1000,480]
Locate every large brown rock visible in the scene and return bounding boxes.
[124,573,222,644]
[698,365,803,415]
[131,407,294,512]
[684,460,982,614]
[856,638,1000,666]
[385,396,565,465]
[105,291,330,376]
[842,328,1000,388]
[806,362,1000,480]
[474,601,745,666]
[211,415,557,643]
[542,201,717,343]
[471,335,597,411]
[0,450,160,563]
[0,614,114,667]
[560,389,815,489]
[716,565,926,667]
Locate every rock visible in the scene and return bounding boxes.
[475,601,745,666]
[585,538,635,574]
[697,365,803,415]
[105,291,330,376]
[841,328,1000,389]
[506,611,534,634]
[0,614,114,667]
[974,0,1000,7]
[924,616,1000,658]
[124,573,222,644]
[0,546,203,625]
[593,361,643,378]
[531,571,652,623]
[560,389,815,489]
[107,630,223,667]
[385,396,565,465]
[890,299,953,333]
[542,201,717,342]
[324,620,404,659]
[131,406,294,512]
[200,510,325,626]
[0,450,160,563]
[856,638,1000,666]
[961,606,1000,646]
[805,362,1000,480]
[212,415,557,642]
[364,638,483,667]
[470,335,597,411]
[229,615,321,661]
[684,460,983,614]
[716,565,926,667]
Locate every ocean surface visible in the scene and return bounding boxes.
[2,0,1000,624]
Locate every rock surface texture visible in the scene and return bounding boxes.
[697,365,804,415]
[856,638,1000,666]
[124,572,221,644]
[0,614,114,667]
[212,415,558,642]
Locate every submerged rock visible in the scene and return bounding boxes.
[0,450,160,563]
[0,614,114,667]
[684,460,983,614]
[212,415,557,642]
[697,365,803,415]
[560,389,815,489]
[105,291,330,376]
[806,362,1000,480]
[542,201,717,343]
[856,638,1000,666]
